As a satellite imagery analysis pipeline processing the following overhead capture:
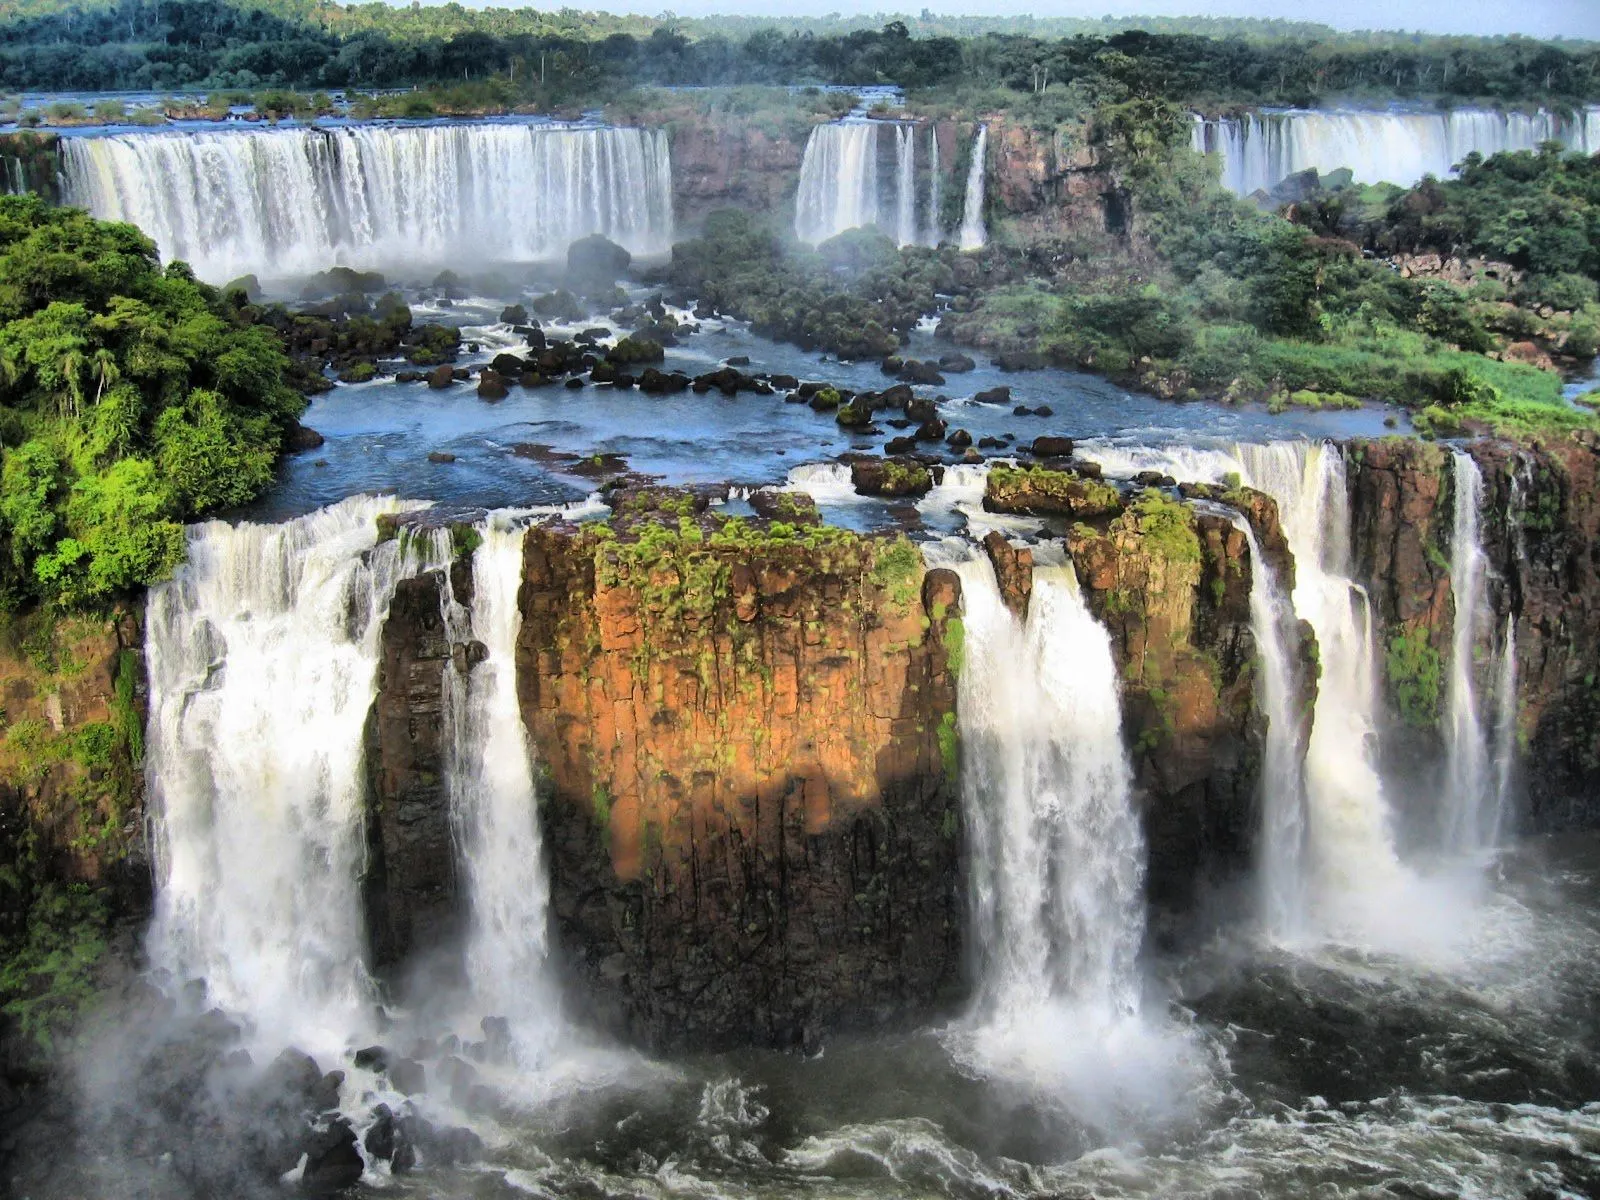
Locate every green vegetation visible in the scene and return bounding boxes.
[0,882,107,1051]
[0,197,303,610]
[1128,489,1202,565]
[1385,625,1444,728]
[937,710,959,781]
[0,2,1593,107]
[941,617,965,677]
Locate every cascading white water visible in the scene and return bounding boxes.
[1443,451,1496,854]
[1193,105,1600,195]
[957,126,988,252]
[1229,514,1307,937]
[1087,441,1411,938]
[926,126,943,246]
[794,122,880,246]
[1492,616,1518,822]
[439,516,555,1049]
[894,124,918,248]
[143,495,448,1053]
[951,552,1144,1021]
[59,123,675,282]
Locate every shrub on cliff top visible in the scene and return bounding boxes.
[0,197,304,609]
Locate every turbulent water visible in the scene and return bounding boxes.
[794,121,987,249]
[59,122,675,281]
[1193,105,1600,194]
[142,495,449,1055]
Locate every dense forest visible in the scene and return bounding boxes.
[0,0,1597,105]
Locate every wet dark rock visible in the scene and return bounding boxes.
[982,531,1034,621]
[884,435,919,455]
[567,234,631,295]
[899,360,946,385]
[389,1058,426,1095]
[1031,436,1075,458]
[1034,405,1054,417]
[499,304,528,325]
[836,401,873,429]
[591,361,618,385]
[905,396,938,423]
[1134,470,1177,488]
[352,1045,389,1073]
[914,419,947,442]
[428,451,456,464]
[477,369,509,400]
[299,1119,363,1194]
[725,355,750,366]
[310,1071,344,1113]
[946,429,973,449]
[881,356,904,376]
[748,490,820,525]
[565,377,585,390]
[284,422,325,453]
[995,350,1046,372]
[426,365,455,389]
[491,352,525,377]
[972,386,1011,405]
[978,436,1006,450]
[938,353,976,373]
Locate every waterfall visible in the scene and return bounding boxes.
[1229,513,1307,937]
[926,126,943,246]
[952,553,1143,1022]
[1492,616,1518,825]
[1,155,23,195]
[957,126,988,252]
[439,516,555,1050]
[1194,106,1600,195]
[1087,441,1408,932]
[894,124,918,248]
[794,122,880,246]
[1443,451,1496,854]
[143,496,448,1053]
[58,123,675,282]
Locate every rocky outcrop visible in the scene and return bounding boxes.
[987,115,1122,236]
[984,464,1123,518]
[666,122,809,233]
[515,508,964,1051]
[1067,490,1309,912]
[363,567,463,976]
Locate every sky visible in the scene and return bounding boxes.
[565,0,1600,40]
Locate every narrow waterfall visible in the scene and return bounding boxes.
[952,554,1144,1022]
[958,126,988,251]
[1229,514,1307,937]
[439,517,555,1049]
[894,124,918,248]
[1236,443,1406,912]
[1443,451,1496,854]
[1194,106,1600,195]
[1087,441,1408,932]
[794,122,879,246]
[926,125,943,245]
[143,496,447,1053]
[59,123,675,282]
[1492,615,1518,823]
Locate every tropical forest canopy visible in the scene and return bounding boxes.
[0,0,1596,105]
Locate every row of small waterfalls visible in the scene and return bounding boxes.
[792,120,989,250]
[1194,104,1600,196]
[11,104,1599,283]
[141,442,1518,1119]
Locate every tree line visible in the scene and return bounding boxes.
[0,0,1596,106]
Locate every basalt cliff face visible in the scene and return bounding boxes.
[513,509,964,1051]
[1345,434,1600,830]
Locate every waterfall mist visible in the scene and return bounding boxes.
[143,495,447,1056]
[936,546,1205,1126]
[60,123,675,283]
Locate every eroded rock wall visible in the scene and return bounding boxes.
[514,515,964,1051]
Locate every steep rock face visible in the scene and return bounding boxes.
[363,569,462,976]
[1343,439,1455,803]
[1067,493,1277,911]
[515,514,963,1051]
[987,116,1121,235]
[1343,434,1600,831]
[667,122,808,233]
[1471,436,1600,829]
